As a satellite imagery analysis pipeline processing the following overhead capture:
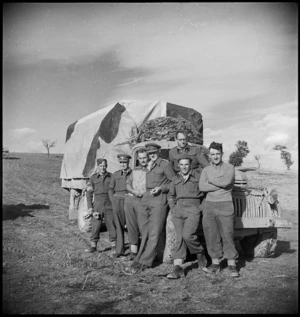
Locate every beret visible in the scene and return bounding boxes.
[145,143,161,153]
[96,158,107,165]
[177,153,193,162]
[117,154,131,162]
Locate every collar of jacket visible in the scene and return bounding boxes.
[175,169,197,184]
[177,144,190,153]
[121,168,132,176]
[97,171,110,178]
[152,156,164,167]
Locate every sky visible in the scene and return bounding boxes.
[3,2,298,171]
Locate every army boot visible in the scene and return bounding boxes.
[85,241,97,253]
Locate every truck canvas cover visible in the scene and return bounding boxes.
[60,100,203,189]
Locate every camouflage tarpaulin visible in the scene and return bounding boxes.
[60,100,203,189]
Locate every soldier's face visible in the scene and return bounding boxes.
[177,133,187,149]
[120,161,129,170]
[178,159,191,175]
[209,148,222,166]
[98,162,107,174]
[137,152,148,167]
[149,152,159,162]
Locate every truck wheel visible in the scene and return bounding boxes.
[163,212,177,263]
[240,229,277,258]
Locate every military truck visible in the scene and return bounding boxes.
[130,140,292,261]
[60,100,292,260]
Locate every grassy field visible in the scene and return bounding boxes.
[2,153,298,314]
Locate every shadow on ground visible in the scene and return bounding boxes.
[237,167,257,172]
[2,157,20,160]
[2,204,50,220]
[274,240,296,257]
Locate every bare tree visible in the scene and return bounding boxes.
[42,139,57,157]
[254,155,261,169]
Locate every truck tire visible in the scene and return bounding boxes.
[240,228,277,258]
[163,212,177,263]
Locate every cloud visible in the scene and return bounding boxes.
[264,133,290,148]
[11,127,36,138]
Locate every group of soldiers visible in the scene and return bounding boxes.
[84,130,240,278]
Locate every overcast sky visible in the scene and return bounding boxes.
[3,2,298,170]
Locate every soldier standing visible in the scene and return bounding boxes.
[169,130,209,173]
[109,154,132,257]
[167,153,210,279]
[84,158,116,253]
[199,142,239,278]
[125,147,149,260]
[131,143,175,273]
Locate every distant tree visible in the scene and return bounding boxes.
[228,140,250,167]
[273,144,294,170]
[228,152,243,167]
[42,139,57,157]
[235,140,250,157]
[254,154,261,169]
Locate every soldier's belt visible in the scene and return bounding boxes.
[113,193,127,199]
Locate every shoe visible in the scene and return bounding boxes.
[113,253,125,258]
[167,265,185,279]
[85,246,97,253]
[131,261,140,270]
[228,265,239,278]
[128,252,137,261]
[202,263,220,274]
[85,242,97,253]
[131,262,149,274]
[197,253,207,269]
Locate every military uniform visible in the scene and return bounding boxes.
[166,153,210,279]
[168,168,206,261]
[134,143,175,269]
[109,154,132,256]
[86,171,116,246]
[169,144,209,173]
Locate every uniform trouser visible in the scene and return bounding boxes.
[135,192,168,267]
[112,197,126,255]
[172,199,205,260]
[202,200,239,260]
[124,196,141,246]
[90,200,116,243]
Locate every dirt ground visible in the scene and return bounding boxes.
[2,153,298,314]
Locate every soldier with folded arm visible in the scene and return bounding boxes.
[199,141,239,278]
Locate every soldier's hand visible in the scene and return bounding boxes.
[150,187,161,196]
[134,190,143,198]
[84,213,92,220]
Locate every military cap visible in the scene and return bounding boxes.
[96,158,107,165]
[117,154,131,162]
[145,142,161,153]
[177,153,193,162]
